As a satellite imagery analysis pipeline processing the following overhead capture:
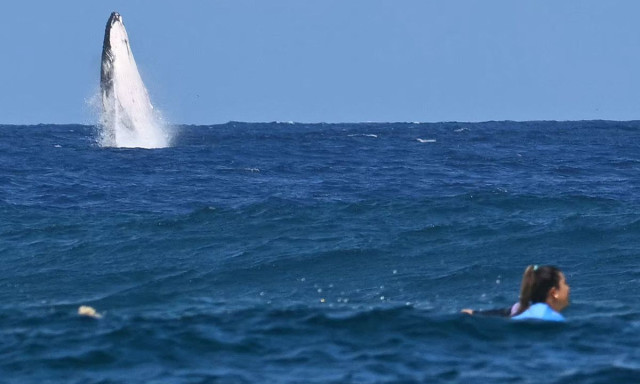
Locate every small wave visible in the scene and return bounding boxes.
[557,365,640,383]
[213,166,261,173]
[416,138,436,143]
[348,134,378,138]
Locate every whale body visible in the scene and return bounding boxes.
[100,12,169,148]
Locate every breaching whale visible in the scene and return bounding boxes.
[100,12,169,148]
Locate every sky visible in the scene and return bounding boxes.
[2,1,640,124]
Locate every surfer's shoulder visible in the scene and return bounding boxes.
[511,303,565,322]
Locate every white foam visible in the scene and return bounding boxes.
[417,138,436,143]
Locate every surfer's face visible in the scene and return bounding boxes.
[551,272,570,311]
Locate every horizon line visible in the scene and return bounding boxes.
[2,118,640,127]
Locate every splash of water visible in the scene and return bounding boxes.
[99,12,171,148]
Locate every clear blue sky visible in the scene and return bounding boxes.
[2,1,640,124]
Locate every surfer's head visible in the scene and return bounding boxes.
[518,265,570,313]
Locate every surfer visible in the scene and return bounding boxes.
[511,265,569,322]
[462,265,570,321]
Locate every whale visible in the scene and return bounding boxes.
[100,12,169,148]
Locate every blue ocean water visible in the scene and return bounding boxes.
[1,121,639,383]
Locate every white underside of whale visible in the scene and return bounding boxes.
[100,14,169,149]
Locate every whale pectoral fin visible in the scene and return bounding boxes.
[116,101,136,131]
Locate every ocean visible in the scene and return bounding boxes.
[1,121,639,383]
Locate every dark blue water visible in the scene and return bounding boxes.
[1,121,639,383]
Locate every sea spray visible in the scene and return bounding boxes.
[99,12,171,148]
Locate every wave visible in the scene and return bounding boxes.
[2,304,639,383]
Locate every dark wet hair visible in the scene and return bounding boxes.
[515,265,562,315]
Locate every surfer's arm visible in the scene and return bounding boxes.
[461,307,512,317]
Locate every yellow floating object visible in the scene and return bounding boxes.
[78,305,102,319]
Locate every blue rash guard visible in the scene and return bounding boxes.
[512,303,565,322]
